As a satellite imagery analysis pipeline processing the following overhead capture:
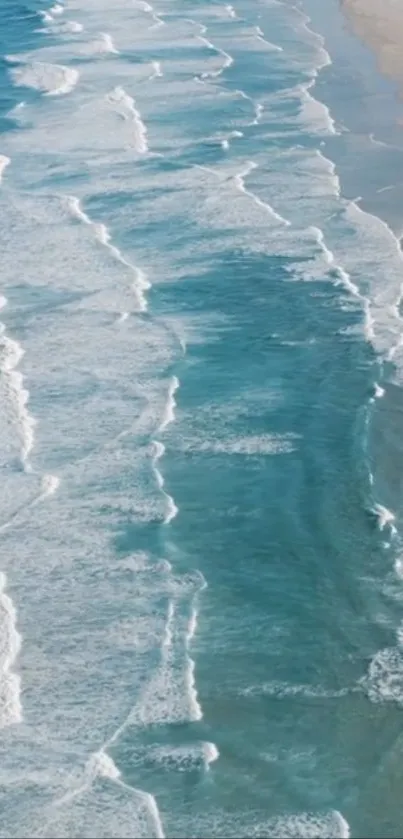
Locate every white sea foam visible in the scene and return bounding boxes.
[65,194,149,311]
[107,572,206,730]
[107,85,148,153]
[9,61,79,96]
[84,32,120,55]
[225,4,238,19]
[299,79,337,135]
[234,161,290,225]
[365,647,403,706]
[197,31,234,80]
[152,376,180,523]
[259,810,350,838]
[145,741,219,771]
[37,15,83,35]
[0,155,10,182]
[309,225,375,341]
[50,3,64,15]
[220,129,243,149]
[179,433,297,455]
[149,60,163,80]
[0,572,22,727]
[372,503,397,535]
[152,440,178,524]
[39,473,60,498]
[158,375,179,433]
[241,680,352,700]
[188,808,349,838]
[255,25,283,52]
[0,330,36,471]
[374,383,385,398]
[136,0,164,29]
[251,101,264,125]
[39,749,165,838]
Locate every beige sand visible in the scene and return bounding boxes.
[342,0,403,89]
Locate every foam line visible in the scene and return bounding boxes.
[197,33,234,80]
[221,86,262,126]
[254,25,283,52]
[251,102,264,126]
[0,474,60,535]
[0,572,22,727]
[0,325,36,472]
[220,129,243,150]
[35,750,165,839]
[299,79,337,135]
[107,85,148,153]
[65,195,149,312]
[309,225,374,342]
[137,0,164,29]
[151,440,178,524]
[234,161,290,225]
[185,592,205,722]
[158,375,179,433]
[151,376,180,524]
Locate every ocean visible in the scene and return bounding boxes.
[1,0,403,836]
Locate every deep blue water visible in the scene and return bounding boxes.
[1,1,403,837]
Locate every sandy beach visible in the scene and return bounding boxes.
[342,0,403,90]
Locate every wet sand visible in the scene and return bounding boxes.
[341,0,403,91]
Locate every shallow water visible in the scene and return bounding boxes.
[1,1,403,837]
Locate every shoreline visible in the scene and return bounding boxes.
[341,0,403,95]
[297,0,403,236]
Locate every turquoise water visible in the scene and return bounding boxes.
[1,1,403,837]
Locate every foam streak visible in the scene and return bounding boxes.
[65,194,149,311]
[235,161,290,225]
[0,572,22,727]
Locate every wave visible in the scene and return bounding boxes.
[309,225,374,342]
[151,376,180,523]
[143,741,219,772]
[125,578,205,726]
[136,0,164,30]
[107,85,149,153]
[83,32,120,55]
[0,319,36,473]
[9,60,79,96]
[196,24,234,81]
[65,194,150,311]
[254,25,283,52]
[34,749,165,839]
[0,572,22,728]
[152,440,178,524]
[234,160,290,224]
